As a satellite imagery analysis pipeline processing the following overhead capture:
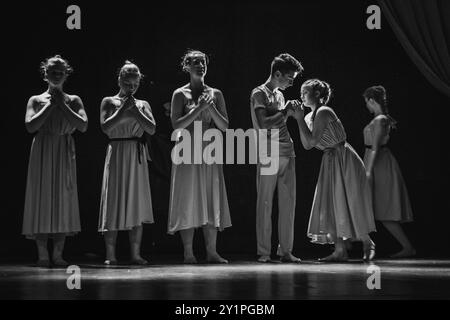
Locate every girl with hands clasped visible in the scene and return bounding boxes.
[294,79,376,262]
[363,86,415,258]
[23,55,88,267]
[168,50,231,264]
[99,61,156,265]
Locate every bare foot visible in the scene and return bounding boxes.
[206,253,228,264]
[390,247,416,259]
[104,259,118,266]
[52,258,69,267]
[280,253,301,263]
[257,255,271,263]
[104,253,118,266]
[183,255,198,264]
[318,251,348,262]
[36,260,51,268]
[131,257,149,265]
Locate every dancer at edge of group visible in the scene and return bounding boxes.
[363,85,415,258]
[250,53,303,263]
[168,50,231,264]
[99,61,156,265]
[23,55,88,267]
[294,79,376,262]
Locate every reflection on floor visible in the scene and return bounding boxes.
[1,258,449,299]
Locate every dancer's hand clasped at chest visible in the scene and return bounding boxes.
[198,93,214,111]
[50,90,69,108]
[121,96,136,111]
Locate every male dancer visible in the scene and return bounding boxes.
[250,53,303,263]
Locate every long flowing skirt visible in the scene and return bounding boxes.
[307,143,376,244]
[168,162,231,234]
[99,141,154,231]
[23,133,81,239]
[364,147,413,222]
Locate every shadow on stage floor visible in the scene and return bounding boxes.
[1,256,449,300]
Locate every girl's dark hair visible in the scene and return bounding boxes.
[363,85,397,129]
[302,79,332,105]
[40,55,73,77]
[181,49,209,72]
[118,60,143,80]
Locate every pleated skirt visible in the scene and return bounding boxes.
[23,133,81,239]
[307,143,376,244]
[99,141,154,232]
[168,162,231,234]
[364,147,413,222]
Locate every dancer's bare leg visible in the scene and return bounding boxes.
[280,251,301,263]
[319,237,348,262]
[180,228,197,264]
[35,234,50,267]
[104,231,118,264]
[129,225,148,265]
[52,234,68,266]
[382,221,416,258]
[203,225,228,264]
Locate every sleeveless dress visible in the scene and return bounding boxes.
[168,88,232,234]
[98,100,154,232]
[363,117,413,222]
[23,101,81,239]
[306,110,376,244]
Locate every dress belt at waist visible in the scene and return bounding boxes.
[36,131,72,136]
[324,140,345,151]
[109,136,147,164]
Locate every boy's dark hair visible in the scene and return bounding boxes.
[271,53,303,76]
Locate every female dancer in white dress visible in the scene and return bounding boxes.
[294,79,376,261]
[168,50,231,264]
[363,85,415,258]
[99,61,156,265]
[24,55,88,267]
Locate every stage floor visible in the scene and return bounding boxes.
[1,258,449,299]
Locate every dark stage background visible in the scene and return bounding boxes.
[2,1,449,261]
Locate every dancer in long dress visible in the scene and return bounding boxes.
[250,53,303,263]
[99,61,156,265]
[168,50,231,264]
[24,55,88,267]
[294,79,376,261]
[363,85,415,258]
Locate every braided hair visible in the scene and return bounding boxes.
[302,79,332,121]
[363,85,397,129]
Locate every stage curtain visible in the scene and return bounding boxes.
[379,0,450,98]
